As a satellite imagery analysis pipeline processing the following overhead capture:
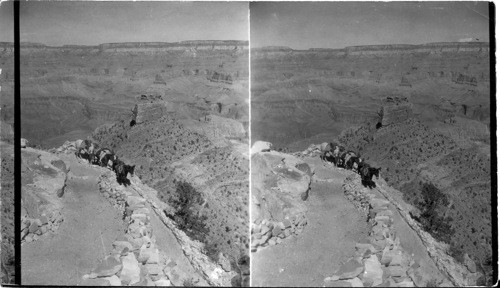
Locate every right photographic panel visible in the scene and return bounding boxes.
[250,2,494,287]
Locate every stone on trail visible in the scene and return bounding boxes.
[144,263,161,275]
[40,215,49,225]
[29,221,40,233]
[325,275,340,282]
[272,226,283,237]
[154,278,172,286]
[120,253,141,285]
[337,258,364,280]
[81,277,111,286]
[25,234,33,243]
[355,243,376,254]
[283,219,292,228]
[387,266,406,278]
[361,255,383,287]
[146,248,159,264]
[324,280,353,287]
[261,224,271,235]
[376,210,393,217]
[113,240,133,252]
[396,279,414,287]
[345,277,364,287]
[104,275,122,286]
[284,229,291,237]
[464,253,477,273]
[93,255,122,277]
[21,228,28,240]
[370,198,390,210]
[131,213,148,223]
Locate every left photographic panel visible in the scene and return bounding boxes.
[19,1,249,286]
[0,0,15,285]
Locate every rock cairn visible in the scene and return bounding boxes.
[251,213,308,252]
[20,211,64,244]
[324,175,418,287]
[81,172,172,286]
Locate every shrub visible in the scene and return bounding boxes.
[416,182,454,243]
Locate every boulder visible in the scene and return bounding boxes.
[345,277,364,287]
[127,196,146,208]
[463,253,477,273]
[355,243,376,254]
[28,221,40,233]
[120,253,141,285]
[40,215,49,225]
[272,226,283,237]
[387,266,406,278]
[93,256,122,277]
[337,258,364,280]
[370,198,390,210]
[361,255,383,287]
[283,219,292,228]
[113,240,133,252]
[325,280,353,287]
[104,275,122,286]
[154,278,172,286]
[21,138,28,148]
[144,263,161,275]
[81,278,111,286]
[251,141,273,154]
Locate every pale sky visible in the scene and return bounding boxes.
[2,1,248,46]
[251,2,490,49]
[0,1,13,42]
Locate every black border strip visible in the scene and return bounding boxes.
[13,0,21,285]
[489,2,498,285]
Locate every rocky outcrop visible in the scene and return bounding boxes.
[208,71,233,84]
[21,148,68,243]
[379,97,413,127]
[250,141,272,155]
[251,150,312,251]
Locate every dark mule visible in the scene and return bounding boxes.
[360,165,381,189]
[101,153,116,169]
[320,151,337,165]
[75,148,92,163]
[345,156,360,171]
[94,148,114,167]
[113,159,135,186]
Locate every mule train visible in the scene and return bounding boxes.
[75,139,135,186]
[319,142,381,188]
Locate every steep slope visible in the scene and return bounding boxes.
[91,98,249,272]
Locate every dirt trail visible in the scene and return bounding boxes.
[21,155,126,285]
[252,159,370,287]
